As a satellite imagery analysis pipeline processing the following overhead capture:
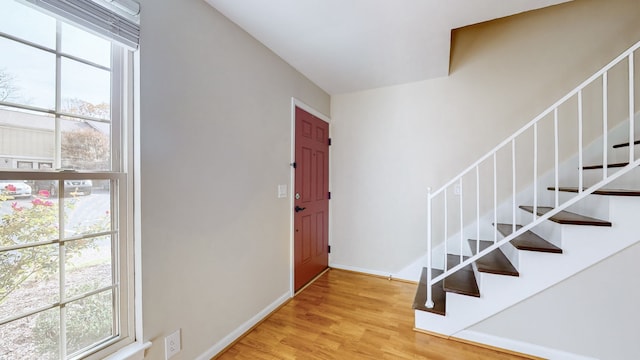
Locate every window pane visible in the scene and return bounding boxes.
[0,191,60,246]
[63,182,111,238]
[61,22,111,68]
[16,161,33,169]
[65,235,112,298]
[61,118,111,171]
[1,2,128,358]
[66,290,114,356]
[0,0,56,49]
[61,58,110,120]
[30,179,58,198]
[0,37,56,109]
[0,108,56,170]
[0,245,60,322]
[0,308,60,360]
[0,180,32,199]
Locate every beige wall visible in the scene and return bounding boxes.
[138,0,329,358]
[329,0,640,273]
[136,0,640,357]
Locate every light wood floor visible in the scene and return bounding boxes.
[215,269,533,360]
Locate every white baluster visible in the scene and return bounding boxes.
[630,53,635,163]
[578,90,583,192]
[533,123,538,220]
[554,108,559,208]
[493,153,497,243]
[444,189,448,272]
[476,166,480,255]
[459,178,463,264]
[603,72,608,180]
[512,139,516,232]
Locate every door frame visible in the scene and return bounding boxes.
[290,98,332,296]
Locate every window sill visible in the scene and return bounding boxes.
[104,341,152,360]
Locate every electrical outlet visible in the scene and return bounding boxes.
[454,183,461,196]
[165,329,181,360]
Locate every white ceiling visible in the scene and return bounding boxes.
[204,0,571,94]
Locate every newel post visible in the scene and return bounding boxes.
[426,187,434,308]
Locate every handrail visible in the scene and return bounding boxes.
[429,40,640,199]
[425,39,640,309]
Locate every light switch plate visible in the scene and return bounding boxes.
[278,184,287,198]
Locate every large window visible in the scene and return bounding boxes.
[0,1,135,359]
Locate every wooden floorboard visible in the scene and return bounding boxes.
[214,269,534,360]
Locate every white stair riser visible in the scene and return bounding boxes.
[599,166,640,189]
[498,241,520,271]
[416,195,640,337]
[516,209,564,249]
[564,192,611,221]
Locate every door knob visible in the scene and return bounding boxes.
[295,206,306,213]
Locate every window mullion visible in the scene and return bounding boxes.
[54,20,62,170]
[111,45,123,172]
[54,19,68,360]
[113,178,122,337]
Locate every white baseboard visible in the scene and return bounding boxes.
[329,262,418,282]
[454,330,598,360]
[195,292,291,360]
[329,262,391,277]
[393,255,427,282]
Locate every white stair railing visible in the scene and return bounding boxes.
[425,40,640,309]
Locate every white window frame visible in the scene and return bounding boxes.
[0,3,138,358]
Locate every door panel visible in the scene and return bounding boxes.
[315,213,325,255]
[315,151,326,200]
[301,146,312,200]
[302,214,312,262]
[294,107,329,291]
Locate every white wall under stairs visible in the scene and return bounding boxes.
[414,193,640,358]
[466,241,640,360]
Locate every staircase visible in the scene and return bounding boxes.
[413,39,640,342]
[414,181,640,336]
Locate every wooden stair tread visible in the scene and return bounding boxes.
[519,205,611,226]
[496,223,563,253]
[547,187,640,196]
[468,239,519,277]
[583,162,629,170]
[413,268,446,316]
[442,254,480,297]
[612,140,640,148]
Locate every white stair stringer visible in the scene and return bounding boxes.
[414,195,640,336]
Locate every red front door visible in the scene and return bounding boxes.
[294,107,329,291]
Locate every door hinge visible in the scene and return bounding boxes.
[328,245,331,253]
[290,162,297,169]
[328,138,332,146]
[328,191,331,200]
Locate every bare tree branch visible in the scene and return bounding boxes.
[0,68,20,102]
